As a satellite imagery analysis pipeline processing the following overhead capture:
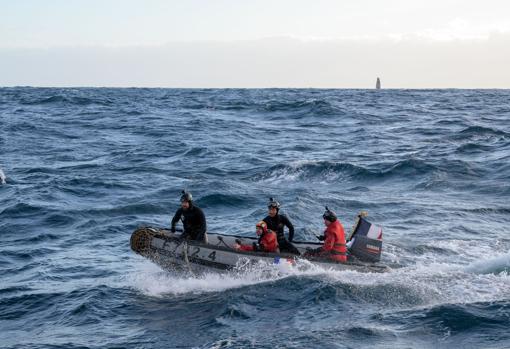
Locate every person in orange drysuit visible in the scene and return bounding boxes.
[234,221,279,253]
[306,206,347,262]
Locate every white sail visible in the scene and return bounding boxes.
[0,168,6,185]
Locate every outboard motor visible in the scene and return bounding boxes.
[348,216,383,263]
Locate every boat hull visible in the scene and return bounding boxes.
[130,227,388,273]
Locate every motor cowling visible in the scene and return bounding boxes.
[349,217,383,263]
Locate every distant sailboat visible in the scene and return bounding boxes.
[376,77,381,89]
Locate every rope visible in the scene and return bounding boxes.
[181,240,194,274]
[182,241,189,264]
[216,236,233,249]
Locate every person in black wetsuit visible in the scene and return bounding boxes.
[262,198,300,255]
[170,191,207,242]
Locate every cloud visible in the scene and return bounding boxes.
[1,35,509,88]
[414,18,510,41]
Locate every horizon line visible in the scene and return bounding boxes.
[1,85,509,90]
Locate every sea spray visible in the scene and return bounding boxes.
[127,253,510,308]
[126,258,327,297]
[464,251,510,275]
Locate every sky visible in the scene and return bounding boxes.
[1,0,510,88]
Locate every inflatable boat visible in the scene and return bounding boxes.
[130,215,387,273]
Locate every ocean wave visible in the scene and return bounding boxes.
[465,252,510,275]
[460,206,510,215]
[261,98,343,117]
[62,177,139,190]
[0,202,44,218]
[41,213,76,228]
[198,193,257,209]
[384,301,510,337]
[22,167,61,175]
[458,126,510,138]
[0,292,63,321]
[1,250,34,261]
[184,146,209,156]
[217,304,251,321]
[252,161,372,183]
[22,95,69,105]
[206,100,255,111]
[455,142,494,153]
[81,203,169,217]
[21,94,113,106]
[252,159,447,184]
[344,326,397,341]
[12,232,61,244]
[4,121,38,133]
[0,286,33,296]
[383,158,438,178]
[410,244,458,257]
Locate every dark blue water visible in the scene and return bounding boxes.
[1,87,510,349]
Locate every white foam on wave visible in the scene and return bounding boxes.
[436,239,495,261]
[125,257,326,297]
[318,256,510,307]
[263,166,302,184]
[464,251,510,275]
[126,249,510,307]
[257,160,320,184]
[0,168,6,184]
[258,159,350,185]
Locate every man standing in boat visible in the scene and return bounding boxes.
[170,191,207,242]
[263,198,300,254]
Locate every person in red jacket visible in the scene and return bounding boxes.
[234,221,279,253]
[305,207,347,263]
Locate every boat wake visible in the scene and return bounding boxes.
[126,252,510,310]
[464,251,510,275]
[126,257,333,297]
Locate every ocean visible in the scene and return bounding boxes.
[1,87,509,348]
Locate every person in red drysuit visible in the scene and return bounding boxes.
[306,207,347,263]
[234,221,279,253]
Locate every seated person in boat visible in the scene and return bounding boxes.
[170,191,207,242]
[262,198,300,255]
[234,221,279,253]
[304,207,347,263]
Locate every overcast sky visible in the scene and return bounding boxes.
[1,0,509,88]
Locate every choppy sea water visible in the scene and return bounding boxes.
[1,87,509,349]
